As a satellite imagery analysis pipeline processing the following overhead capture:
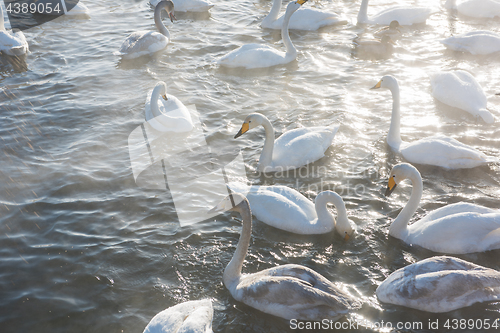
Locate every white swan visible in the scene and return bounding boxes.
[371,75,494,169]
[217,0,306,69]
[377,256,500,312]
[209,193,361,321]
[357,0,433,25]
[444,0,500,19]
[150,0,213,12]
[384,163,500,254]
[234,113,339,172]
[228,182,356,238]
[353,35,394,59]
[430,70,495,124]
[143,299,213,333]
[116,0,176,59]
[261,0,347,31]
[441,31,500,55]
[144,81,193,132]
[0,5,29,56]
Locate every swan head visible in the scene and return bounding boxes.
[234,113,265,139]
[158,0,177,22]
[285,0,308,14]
[208,193,248,214]
[154,81,168,100]
[371,75,398,91]
[385,163,418,197]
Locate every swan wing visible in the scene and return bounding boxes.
[370,7,432,25]
[377,256,500,312]
[456,0,500,18]
[269,8,347,30]
[401,136,489,169]
[218,44,286,69]
[237,264,359,320]
[143,299,213,333]
[272,125,339,169]
[245,187,320,233]
[117,31,168,59]
[430,70,488,116]
[408,211,500,254]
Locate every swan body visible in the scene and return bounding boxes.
[261,0,347,31]
[353,35,394,59]
[430,70,494,124]
[145,82,193,132]
[377,256,500,312]
[384,163,500,254]
[116,1,175,59]
[218,0,306,69]
[357,0,432,25]
[234,113,339,172]
[445,0,500,18]
[441,31,500,55]
[228,182,355,237]
[143,299,213,333]
[150,0,213,12]
[371,75,494,169]
[210,193,361,321]
[0,6,29,56]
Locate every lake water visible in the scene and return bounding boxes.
[1,0,499,332]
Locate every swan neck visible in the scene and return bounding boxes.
[282,7,297,59]
[315,192,349,235]
[0,5,5,31]
[154,3,171,39]
[223,201,252,285]
[357,0,369,23]
[389,171,423,239]
[259,117,275,169]
[151,86,162,118]
[262,0,282,25]
[387,84,403,150]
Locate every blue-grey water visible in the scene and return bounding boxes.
[1,0,499,332]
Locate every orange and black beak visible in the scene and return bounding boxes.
[385,176,397,197]
[371,80,382,90]
[234,122,249,139]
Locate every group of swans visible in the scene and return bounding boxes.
[209,193,361,321]
[371,75,494,169]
